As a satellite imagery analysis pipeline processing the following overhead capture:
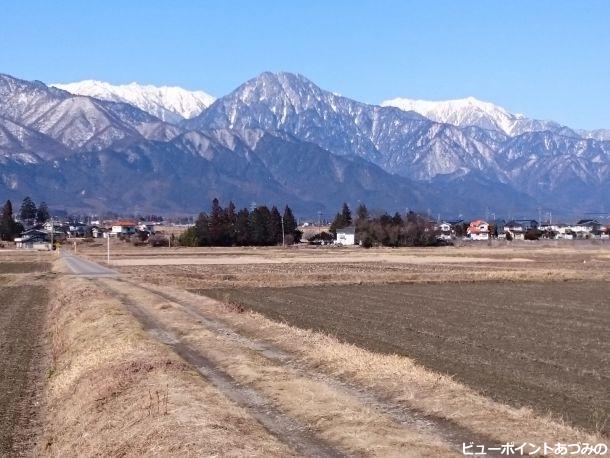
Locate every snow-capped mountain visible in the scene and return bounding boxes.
[189,72,512,180]
[190,72,610,209]
[381,96,570,137]
[0,73,181,155]
[52,80,215,124]
[1,71,610,216]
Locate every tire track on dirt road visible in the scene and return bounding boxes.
[109,278,503,456]
[93,280,345,458]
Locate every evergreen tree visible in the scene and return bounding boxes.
[178,227,198,246]
[356,203,369,223]
[250,206,271,245]
[234,208,251,246]
[223,201,237,245]
[36,201,50,223]
[283,205,301,244]
[0,200,23,241]
[209,198,223,244]
[341,202,352,226]
[269,206,283,245]
[329,202,352,234]
[194,211,211,246]
[1,200,13,221]
[391,212,403,226]
[19,196,37,221]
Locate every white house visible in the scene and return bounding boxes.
[336,226,356,246]
[503,219,538,240]
[137,222,156,234]
[437,222,453,241]
[570,219,602,238]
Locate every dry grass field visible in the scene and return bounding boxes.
[85,241,610,289]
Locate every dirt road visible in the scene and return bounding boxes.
[61,250,117,276]
[0,281,48,456]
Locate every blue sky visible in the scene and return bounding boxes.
[1,1,609,129]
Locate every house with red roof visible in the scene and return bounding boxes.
[467,219,490,241]
[111,219,137,236]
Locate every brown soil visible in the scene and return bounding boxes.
[200,281,610,436]
[0,281,49,455]
[0,262,51,274]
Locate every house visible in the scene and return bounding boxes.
[15,229,51,250]
[571,219,603,238]
[137,222,156,234]
[336,226,356,246]
[436,222,453,241]
[111,220,137,236]
[538,222,563,239]
[91,226,107,238]
[503,219,538,240]
[467,220,489,241]
[68,222,90,238]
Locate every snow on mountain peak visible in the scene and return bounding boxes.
[51,80,215,123]
[380,96,558,136]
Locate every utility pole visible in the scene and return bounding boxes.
[107,234,110,265]
[50,217,54,250]
[281,216,285,247]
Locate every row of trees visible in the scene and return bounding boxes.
[329,202,440,247]
[179,199,302,247]
[18,196,50,223]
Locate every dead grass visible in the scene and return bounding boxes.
[103,280,457,457]
[40,279,293,457]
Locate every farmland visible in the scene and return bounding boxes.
[0,252,51,456]
[2,242,608,455]
[201,281,609,435]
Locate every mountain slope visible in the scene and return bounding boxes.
[52,80,215,123]
[0,73,182,153]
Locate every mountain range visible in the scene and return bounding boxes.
[51,80,215,124]
[1,71,609,218]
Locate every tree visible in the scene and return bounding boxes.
[178,227,198,246]
[0,200,23,241]
[209,198,223,245]
[283,205,301,244]
[19,197,37,222]
[341,203,352,226]
[329,202,352,234]
[250,206,271,245]
[268,206,283,245]
[36,201,50,223]
[234,208,251,245]
[355,203,368,223]
[223,201,237,245]
[2,200,13,221]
